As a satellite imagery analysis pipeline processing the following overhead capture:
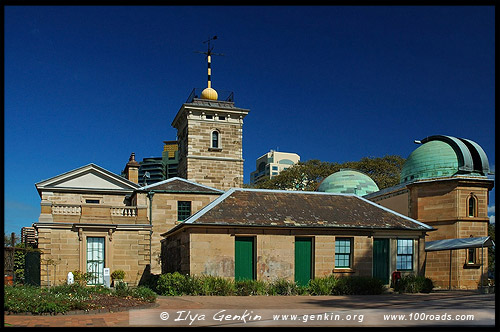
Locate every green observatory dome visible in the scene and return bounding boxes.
[400,135,490,184]
[317,169,380,196]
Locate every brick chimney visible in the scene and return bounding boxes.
[125,152,140,183]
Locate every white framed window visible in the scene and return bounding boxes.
[335,238,353,268]
[467,193,477,217]
[396,239,413,271]
[211,130,221,149]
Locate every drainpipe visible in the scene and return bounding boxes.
[449,249,452,290]
[146,191,155,267]
[481,242,484,292]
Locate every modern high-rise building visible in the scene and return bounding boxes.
[162,140,179,179]
[138,157,165,186]
[250,150,300,185]
[123,141,180,186]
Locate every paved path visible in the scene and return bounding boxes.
[3,291,495,327]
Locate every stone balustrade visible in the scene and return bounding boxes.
[52,204,81,215]
[110,207,137,217]
[47,203,146,223]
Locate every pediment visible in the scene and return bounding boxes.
[36,164,140,192]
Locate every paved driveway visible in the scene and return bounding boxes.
[4,291,495,327]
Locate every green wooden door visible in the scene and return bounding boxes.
[373,238,390,284]
[295,237,313,287]
[235,237,254,280]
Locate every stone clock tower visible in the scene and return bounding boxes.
[172,38,249,190]
[171,90,249,191]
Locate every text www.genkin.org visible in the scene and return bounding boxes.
[129,309,366,326]
[273,312,364,323]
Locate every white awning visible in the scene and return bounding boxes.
[425,236,495,252]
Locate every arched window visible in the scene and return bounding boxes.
[467,194,477,217]
[211,130,220,149]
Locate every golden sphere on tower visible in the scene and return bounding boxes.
[201,87,218,100]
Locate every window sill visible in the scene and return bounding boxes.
[463,263,481,269]
[332,268,355,274]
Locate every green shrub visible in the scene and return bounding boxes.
[307,275,338,295]
[306,275,384,295]
[156,272,190,296]
[268,278,299,295]
[131,286,158,303]
[114,280,130,297]
[111,269,126,280]
[234,279,268,296]
[193,275,235,296]
[71,270,94,286]
[395,274,434,293]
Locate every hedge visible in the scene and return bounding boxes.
[156,272,387,296]
[394,274,434,293]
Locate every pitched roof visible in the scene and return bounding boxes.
[137,177,224,194]
[163,188,433,235]
[35,163,140,196]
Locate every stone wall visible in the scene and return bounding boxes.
[163,227,426,283]
[368,189,409,217]
[36,226,151,287]
[183,119,244,190]
[161,231,190,275]
[137,192,221,274]
[424,220,489,289]
[187,158,244,191]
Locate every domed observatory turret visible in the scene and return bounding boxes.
[317,169,379,196]
[400,135,491,183]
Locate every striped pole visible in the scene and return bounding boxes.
[196,36,223,90]
[207,54,211,88]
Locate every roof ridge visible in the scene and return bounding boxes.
[138,177,224,193]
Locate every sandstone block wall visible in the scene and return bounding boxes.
[36,227,151,287]
[163,227,424,283]
[137,192,221,274]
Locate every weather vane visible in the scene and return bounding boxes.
[195,36,224,90]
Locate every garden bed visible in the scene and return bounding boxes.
[4,284,157,315]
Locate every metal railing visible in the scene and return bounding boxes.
[185,88,234,103]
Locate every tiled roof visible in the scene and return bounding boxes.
[137,177,224,194]
[164,188,433,235]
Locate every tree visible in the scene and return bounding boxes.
[4,232,20,247]
[343,155,406,190]
[252,155,406,191]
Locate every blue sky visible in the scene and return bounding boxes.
[4,5,495,236]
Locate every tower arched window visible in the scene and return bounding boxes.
[467,193,477,217]
[211,130,220,149]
